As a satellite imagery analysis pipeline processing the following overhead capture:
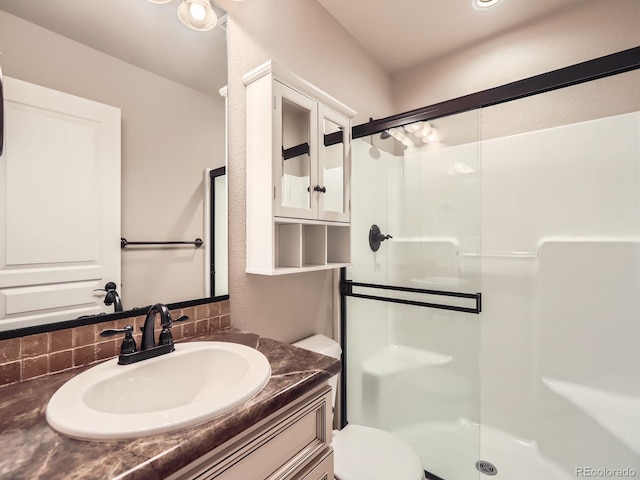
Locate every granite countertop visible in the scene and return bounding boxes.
[0,328,341,480]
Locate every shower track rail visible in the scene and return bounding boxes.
[341,279,482,314]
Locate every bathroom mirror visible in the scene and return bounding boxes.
[0,0,228,332]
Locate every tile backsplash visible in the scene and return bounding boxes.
[0,299,230,388]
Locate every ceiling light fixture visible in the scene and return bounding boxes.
[403,122,422,133]
[474,0,503,9]
[414,123,433,139]
[426,128,440,143]
[177,0,218,31]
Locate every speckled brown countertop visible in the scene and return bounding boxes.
[0,328,341,480]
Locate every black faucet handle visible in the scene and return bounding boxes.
[100,325,133,337]
[158,315,189,348]
[100,326,137,355]
[161,314,189,328]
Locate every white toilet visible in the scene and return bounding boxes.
[293,334,426,480]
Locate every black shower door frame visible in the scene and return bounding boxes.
[339,45,640,430]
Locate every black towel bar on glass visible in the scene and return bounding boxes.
[341,280,482,314]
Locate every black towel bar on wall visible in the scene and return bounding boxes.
[120,238,203,249]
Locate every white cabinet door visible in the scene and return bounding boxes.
[0,76,121,330]
[274,81,318,220]
[273,83,350,224]
[318,105,350,223]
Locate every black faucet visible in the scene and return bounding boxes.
[141,303,174,350]
[95,282,123,313]
[100,303,188,365]
[104,285,123,313]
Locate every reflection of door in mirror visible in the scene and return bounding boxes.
[0,76,121,331]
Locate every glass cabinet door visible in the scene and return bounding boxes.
[318,106,350,222]
[274,81,317,219]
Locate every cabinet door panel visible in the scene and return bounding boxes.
[275,82,317,220]
[294,449,334,480]
[318,106,350,222]
[170,386,332,480]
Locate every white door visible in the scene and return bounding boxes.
[0,76,121,331]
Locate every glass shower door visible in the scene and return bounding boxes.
[345,109,482,480]
[477,68,640,479]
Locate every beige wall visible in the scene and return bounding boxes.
[392,0,640,113]
[0,11,226,309]
[217,0,394,343]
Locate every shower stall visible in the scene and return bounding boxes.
[340,48,640,480]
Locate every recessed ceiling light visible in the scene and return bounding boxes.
[474,0,503,10]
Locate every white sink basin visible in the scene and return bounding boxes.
[46,341,271,441]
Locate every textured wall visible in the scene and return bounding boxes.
[392,0,640,113]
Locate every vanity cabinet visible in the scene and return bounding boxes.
[168,385,333,480]
[244,61,356,275]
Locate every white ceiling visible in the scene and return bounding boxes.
[0,0,228,97]
[318,0,587,74]
[0,0,589,97]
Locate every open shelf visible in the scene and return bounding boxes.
[303,225,327,266]
[327,225,350,264]
[266,220,350,275]
[276,223,302,268]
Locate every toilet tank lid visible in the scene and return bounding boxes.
[292,334,341,360]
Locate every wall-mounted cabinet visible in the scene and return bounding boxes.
[244,61,356,275]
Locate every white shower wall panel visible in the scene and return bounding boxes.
[479,111,640,469]
[481,112,640,254]
[401,145,480,254]
[478,255,537,439]
[536,240,640,471]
